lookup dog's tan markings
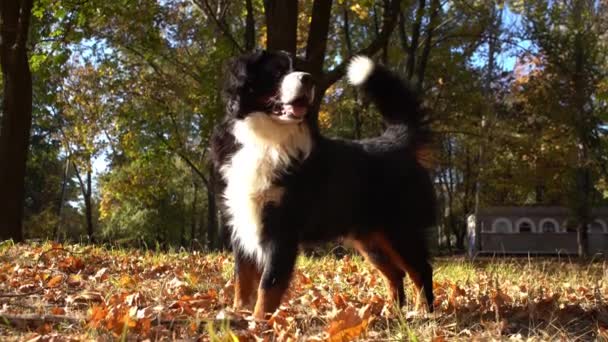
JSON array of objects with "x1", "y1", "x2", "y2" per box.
[
  {"x1": 371, "y1": 232, "x2": 428, "y2": 311},
  {"x1": 415, "y1": 144, "x2": 436, "y2": 170},
  {"x1": 352, "y1": 236, "x2": 405, "y2": 304},
  {"x1": 233, "y1": 260, "x2": 262, "y2": 310},
  {"x1": 253, "y1": 285, "x2": 285, "y2": 320}
]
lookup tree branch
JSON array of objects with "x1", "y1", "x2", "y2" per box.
[
  {"x1": 16, "y1": 0, "x2": 33, "y2": 51},
  {"x1": 305, "y1": 0, "x2": 333, "y2": 77},
  {"x1": 406, "y1": 0, "x2": 426, "y2": 80},
  {"x1": 154, "y1": 131, "x2": 210, "y2": 188},
  {"x1": 192, "y1": 0, "x2": 244, "y2": 53},
  {"x1": 322, "y1": 0, "x2": 401, "y2": 89}
]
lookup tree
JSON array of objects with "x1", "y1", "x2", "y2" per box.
[
  {"x1": 523, "y1": 0, "x2": 608, "y2": 257},
  {"x1": 0, "y1": 0, "x2": 34, "y2": 242},
  {"x1": 57, "y1": 63, "x2": 116, "y2": 242}
]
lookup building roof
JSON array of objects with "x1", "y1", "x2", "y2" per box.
[{"x1": 478, "y1": 206, "x2": 608, "y2": 216}]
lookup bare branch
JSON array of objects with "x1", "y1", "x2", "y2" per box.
[
  {"x1": 191, "y1": 0, "x2": 244, "y2": 53},
  {"x1": 322, "y1": 0, "x2": 401, "y2": 89}
]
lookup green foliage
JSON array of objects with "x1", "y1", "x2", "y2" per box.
[{"x1": 18, "y1": 0, "x2": 608, "y2": 251}]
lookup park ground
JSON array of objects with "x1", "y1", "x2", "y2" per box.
[{"x1": 0, "y1": 242, "x2": 607, "y2": 341}]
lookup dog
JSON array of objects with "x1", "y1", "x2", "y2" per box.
[{"x1": 210, "y1": 50, "x2": 436, "y2": 320}]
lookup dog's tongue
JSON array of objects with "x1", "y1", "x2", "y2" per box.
[{"x1": 283, "y1": 104, "x2": 307, "y2": 118}]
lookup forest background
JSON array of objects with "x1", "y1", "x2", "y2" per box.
[{"x1": 1, "y1": 0, "x2": 607, "y2": 256}]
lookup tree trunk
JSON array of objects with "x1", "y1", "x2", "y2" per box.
[
  {"x1": 306, "y1": 0, "x2": 332, "y2": 77},
  {"x1": 473, "y1": 5, "x2": 500, "y2": 254},
  {"x1": 416, "y1": 0, "x2": 440, "y2": 92},
  {"x1": 244, "y1": 0, "x2": 255, "y2": 51},
  {"x1": 342, "y1": 1, "x2": 364, "y2": 139},
  {"x1": 0, "y1": 0, "x2": 34, "y2": 243},
  {"x1": 207, "y1": 168, "x2": 218, "y2": 250},
  {"x1": 263, "y1": 0, "x2": 298, "y2": 54},
  {"x1": 54, "y1": 158, "x2": 70, "y2": 241},
  {"x1": 455, "y1": 222, "x2": 465, "y2": 250},
  {"x1": 84, "y1": 170, "x2": 94, "y2": 243},
  {"x1": 406, "y1": 0, "x2": 426, "y2": 81},
  {"x1": 73, "y1": 162, "x2": 94, "y2": 243},
  {"x1": 190, "y1": 181, "x2": 198, "y2": 244},
  {"x1": 572, "y1": 0, "x2": 590, "y2": 258}
]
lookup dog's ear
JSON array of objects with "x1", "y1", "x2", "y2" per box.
[
  {"x1": 222, "y1": 55, "x2": 249, "y2": 117},
  {"x1": 222, "y1": 50, "x2": 270, "y2": 117}
]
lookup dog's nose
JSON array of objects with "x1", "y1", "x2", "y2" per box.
[{"x1": 298, "y1": 73, "x2": 313, "y2": 87}]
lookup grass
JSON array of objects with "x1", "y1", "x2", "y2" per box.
[{"x1": 0, "y1": 242, "x2": 607, "y2": 340}]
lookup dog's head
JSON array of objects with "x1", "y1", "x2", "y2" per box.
[{"x1": 223, "y1": 50, "x2": 315, "y2": 124}]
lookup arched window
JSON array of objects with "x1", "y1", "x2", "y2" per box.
[
  {"x1": 588, "y1": 220, "x2": 608, "y2": 234},
  {"x1": 515, "y1": 218, "x2": 535, "y2": 233},
  {"x1": 539, "y1": 218, "x2": 559, "y2": 233},
  {"x1": 492, "y1": 218, "x2": 512, "y2": 233}
]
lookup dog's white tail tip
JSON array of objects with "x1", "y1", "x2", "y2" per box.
[{"x1": 347, "y1": 56, "x2": 375, "y2": 86}]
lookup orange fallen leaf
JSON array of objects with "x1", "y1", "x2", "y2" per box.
[
  {"x1": 47, "y1": 275, "x2": 63, "y2": 288},
  {"x1": 88, "y1": 305, "x2": 108, "y2": 328},
  {"x1": 326, "y1": 305, "x2": 371, "y2": 342},
  {"x1": 36, "y1": 323, "x2": 52, "y2": 335},
  {"x1": 59, "y1": 256, "x2": 84, "y2": 272},
  {"x1": 51, "y1": 307, "x2": 66, "y2": 315}
]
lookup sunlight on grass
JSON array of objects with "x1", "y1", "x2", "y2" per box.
[{"x1": 0, "y1": 243, "x2": 606, "y2": 340}]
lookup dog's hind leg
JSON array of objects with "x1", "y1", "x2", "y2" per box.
[
  {"x1": 352, "y1": 235, "x2": 405, "y2": 306},
  {"x1": 369, "y1": 232, "x2": 434, "y2": 312},
  {"x1": 401, "y1": 258, "x2": 434, "y2": 312},
  {"x1": 233, "y1": 251, "x2": 262, "y2": 310}
]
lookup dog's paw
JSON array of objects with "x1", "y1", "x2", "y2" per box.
[{"x1": 347, "y1": 55, "x2": 374, "y2": 86}]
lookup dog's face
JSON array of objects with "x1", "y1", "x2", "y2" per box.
[{"x1": 223, "y1": 50, "x2": 315, "y2": 124}]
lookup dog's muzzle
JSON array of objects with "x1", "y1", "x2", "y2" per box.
[{"x1": 277, "y1": 72, "x2": 315, "y2": 122}]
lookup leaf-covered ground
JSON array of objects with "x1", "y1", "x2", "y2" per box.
[{"x1": 0, "y1": 242, "x2": 607, "y2": 341}]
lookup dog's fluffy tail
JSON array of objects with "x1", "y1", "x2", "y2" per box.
[{"x1": 347, "y1": 56, "x2": 432, "y2": 167}]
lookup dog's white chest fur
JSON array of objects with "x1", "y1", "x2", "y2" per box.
[{"x1": 220, "y1": 113, "x2": 312, "y2": 265}]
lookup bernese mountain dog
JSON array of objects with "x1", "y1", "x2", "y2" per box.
[{"x1": 211, "y1": 50, "x2": 436, "y2": 320}]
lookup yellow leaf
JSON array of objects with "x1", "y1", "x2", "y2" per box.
[{"x1": 119, "y1": 274, "x2": 136, "y2": 288}]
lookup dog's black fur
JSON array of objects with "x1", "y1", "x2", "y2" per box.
[{"x1": 210, "y1": 50, "x2": 436, "y2": 319}]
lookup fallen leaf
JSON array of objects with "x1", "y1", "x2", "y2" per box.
[
  {"x1": 51, "y1": 307, "x2": 66, "y2": 315},
  {"x1": 326, "y1": 305, "x2": 371, "y2": 342},
  {"x1": 47, "y1": 275, "x2": 63, "y2": 288}
]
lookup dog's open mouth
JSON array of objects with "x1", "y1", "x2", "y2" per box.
[{"x1": 280, "y1": 96, "x2": 309, "y2": 119}]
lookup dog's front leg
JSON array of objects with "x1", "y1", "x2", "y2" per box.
[
  {"x1": 233, "y1": 250, "x2": 262, "y2": 310},
  {"x1": 253, "y1": 239, "x2": 297, "y2": 320}
]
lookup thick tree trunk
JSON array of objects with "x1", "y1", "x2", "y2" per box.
[
  {"x1": 263, "y1": 0, "x2": 297, "y2": 54},
  {"x1": 306, "y1": 0, "x2": 332, "y2": 77},
  {"x1": 0, "y1": 0, "x2": 34, "y2": 243},
  {"x1": 244, "y1": 0, "x2": 255, "y2": 51}
]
